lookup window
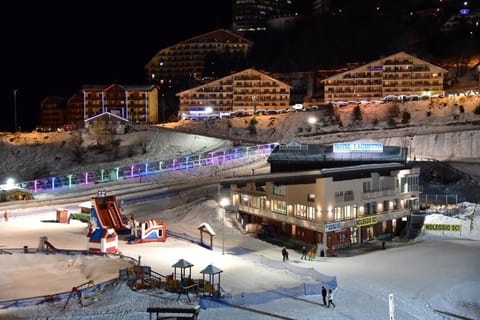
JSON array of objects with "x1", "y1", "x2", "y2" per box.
[
  {"x1": 294, "y1": 205, "x2": 315, "y2": 221},
  {"x1": 255, "y1": 183, "x2": 266, "y2": 192},
  {"x1": 363, "y1": 182, "x2": 371, "y2": 192},
  {"x1": 344, "y1": 190, "x2": 354, "y2": 201},
  {"x1": 273, "y1": 184, "x2": 287, "y2": 196},
  {"x1": 400, "y1": 175, "x2": 419, "y2": 193},
  {"x1": 344, "y1": 206, "x2": 352, "y2": 220},
  {"x1": 272, "y1": 200, "x2": 287, "y2": 214},
  {"x1": 295, "y1": 204, "x2": 307, "y2": 219},
  {"x1": 364, "y1": 202, "x2": 377, "y2": 215},
  {"x1": 335, "y1": 191, "x2": 344, "y2": 202},
  {"x1": 336, "y1": 190, "x2": 354, "y2": 202},
  {"x1": 334, "y1": 207, "x2": 342, "y2": 221},
  {"x1": 307, "y1": 193, "x2": 315, "y2": 202},
  {"x1": 383, "y1": 200, "x2": 390, "y2": 212},
  {"x1": 240, "y1": 194, "x2": 249, "y2": 206}
]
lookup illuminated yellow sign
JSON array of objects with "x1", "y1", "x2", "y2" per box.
[
  {"x1": 424, "y1": 224, "x2": 462, "y2": 232},
  {"x1": 356, "y1": 216, "x2": 377, "y2": 227}
]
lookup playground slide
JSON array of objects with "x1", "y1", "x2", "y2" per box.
[
  {"x1": 44, "y1": 240, "x2": 57, "y2": 250},
  {"x1": 91, "y1": 196, "x2": 129, "y2": 233}
]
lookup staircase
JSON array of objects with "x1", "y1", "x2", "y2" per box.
[{"x1": 402, "y1": 213, "x2": 426, "y2": 240}]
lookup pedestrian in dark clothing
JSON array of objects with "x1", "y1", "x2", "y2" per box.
[
  {"x1": 301, "y1": 246, "x2": 307, "y2": 260},
  {"x1": 282, "y1": 247, "x2": 289, "y2": 261},
  {"x1": 327, "y1": 289, "x2": 336, "y2": 308},
  {"x1": 321, "y1": 286, "x2": 327, "y2": 305}
]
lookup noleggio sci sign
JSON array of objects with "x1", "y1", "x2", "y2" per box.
[{"x1": 424, "y1": 224, "x2": 462, "y2": 232}]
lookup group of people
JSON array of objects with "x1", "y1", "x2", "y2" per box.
[
  {"x1": 281, "y1": 246, "x2": 336, "y2": 308},
  {"x1": 301, "y1": 245, "x2": 317, "y2": 261},
  {"x1": 322, "y1": 286, "x2": 336, "y2": 308},
  {"x1": 282, "y1": 244, "x2": 321, "y2": 262}
]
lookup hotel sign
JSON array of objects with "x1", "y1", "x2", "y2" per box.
[
  {"x1": 325, "y1": 222, "x2": 343, "y2": 232},
  {"x1": 333, "y1": 142, "x2": 383, "y2": 153},
  {"x1": 356, "y1": 216, "x2": 378, "y2": 227}
]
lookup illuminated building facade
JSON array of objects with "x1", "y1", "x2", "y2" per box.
[
  {"x1": 224, "y1": 139, "x2": 420, "y2": 252},
  {"x1": 65, "y1": 93, "x2": 84, "y2": 129},
  {"x1": 323, "y1": 52, "x2": 447, "y2": 102},
  {"x1": 81, "y1": 84, "x2": 159, "y2": 124},
  {"x1": 145, "y1": 29, "x2": 252, "y2": 87},
  {"x1": 232, "y1": 0, "x2": 295, "y2": 33},
  {"x1": 39, "y1": 96, "x2": 67, "y2": 131},
  {"x1": 176, "y1": 68, "x2": 291, "y2": 119}
]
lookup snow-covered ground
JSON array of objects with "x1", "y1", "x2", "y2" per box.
[{"x1": 0, "y1": 195, "x2": 479, "y2": 320}]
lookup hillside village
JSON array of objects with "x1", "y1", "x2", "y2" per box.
[{"x1": 1, "y1": 92, "x2": 479, "y2": 203}]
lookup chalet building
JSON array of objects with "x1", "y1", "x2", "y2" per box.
[
  {"x1": 176, "y1": 68, "x2": 291, "y2": 119},
  {"x1": 81, "y1": 84, "x2": 159, "y2": 124},
  {"x1": 84, "y1": 112, "x2": 129, "y2": 135},
  {"x1": 145, "y1": 29, "x2": 252, "y2": 87},
  {"x1": 39, "y1": 96, "x2": 67, "y2": 131},
  {"x1": 222, "y1": 139, "x2": 420, "y2": 253},
  {"x1": 323, "y1": 52, "x2": 447, "y2": 102}
]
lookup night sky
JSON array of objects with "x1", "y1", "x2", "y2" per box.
[{"x1": 1, "y1": 1, "x2": 231, "y2": 132}]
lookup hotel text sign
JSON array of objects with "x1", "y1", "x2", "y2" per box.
[
  {"x1": 325, "y1": 222, "x2": 343, "y2": 232},
  {"x1": 333, "y1": 142, "x2": 383, "y2": 153}
]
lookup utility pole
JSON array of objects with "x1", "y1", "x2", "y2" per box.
[{"x1": 13, "y1": 89, "x2": 18, "y2": 132}]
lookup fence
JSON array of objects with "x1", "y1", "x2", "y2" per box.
[
  {"x1": 16, "y1": 143, "x2": 278, "y2": 195},
  {"x1": 420, "y1": 193, "x2": 464, "y2": 206}
]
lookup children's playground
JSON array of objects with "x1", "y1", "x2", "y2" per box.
[{"x1": 0, "y1": 195, "x2": 342, "y2": 320}]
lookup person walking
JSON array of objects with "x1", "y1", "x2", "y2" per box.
[
  {"x1": 282, "y1": 247, "x2": 289, "y2": 261},
  {"x1": 321, "y1": 286, "x2": 327, "y2": 306},
  {"x1": 327, "y1": 289, "x2": 336, "y2": 308},
  {"x1": 301, "y1": 246, "x2": 307, "y2": 260}
]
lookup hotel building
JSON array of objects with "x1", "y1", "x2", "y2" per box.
[
  {"x1": 176, "y1": 68, "x2": 291, "y2": 118},
  {"x1": 145, "y1": 29, "x2": 252, "y2": 87},
  {"x1": 223, "y1": 139, "x2": 420, "y2": 253},
  {"x1": 80, "y1": 84, "x2": 160, "y2": 124},
  {"x1": 323, "y1": 51, "x2": 447, "y2": 102}
]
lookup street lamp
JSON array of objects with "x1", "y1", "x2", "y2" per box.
[
  {"x1": 308, "y1": 116, "x2": 317, "y2": 125},
  {"x1": 308, "y1": 116, "x2": 317, "y2": 133},
  {"x1": 13, "y1": 89, "x2": 18, "y2": 132},
  {"x1": 220, "y1": 197, "x2": 229, "y2": 255}
]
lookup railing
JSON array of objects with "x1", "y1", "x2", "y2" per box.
[{"x1": 16, "y1": 143, "x2": 278, "y2": 195}]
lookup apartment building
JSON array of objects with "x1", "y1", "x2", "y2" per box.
[
  {"x1": 65, "y1": 93, "x2": 84, "y2": 129},
  {"x1": 145, "y1": 29, "x2": 252, "y2": 87},
  {"x1": 323, "y1": 51, "x2": 447, "y2": 102},
  {"x1": 232, "y1": 0, "x2": 295, "y2": 33},
  {"x1": 223, "y1": 139, "x2": 420, "y2": 252},
  {"x1": 38, "y1": 96, "x2": 66, "y2": 131},
  {"x1": 80, "y1": 84, "x2": 159, "y2": 124},
  {"x1": 176, "y1": 68, "x2": 291, "y2": 119}
]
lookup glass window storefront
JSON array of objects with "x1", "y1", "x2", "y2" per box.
[{"x1": 272, "y1": 199, "x2": 287, "y2": 214}]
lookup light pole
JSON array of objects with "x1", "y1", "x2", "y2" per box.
[
  {"x1": 13, "y1": 89, "x2": 18, "y2": 132},
  {"x1": 220, "y1": 198, "x2": 228, "y2": 255}
]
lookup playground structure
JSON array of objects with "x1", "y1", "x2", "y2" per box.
[
  {"x1": 119, "y1": 258, "x2": 224, "y2": 301},
  {"x1": 119, "y1": 265, "x2": 166, "y2": 290},
  {"x1": 64, "y1": 280, "x2": 102, "y2": 309},
  {"x1": 86, "y1": 192, "x2": 127, "y2": 253},
  {"x1": 126, "y1": 218, "x2": 167, "y2": 244},
  {"x1": 89, "y1": 193, "x2": 130, "y2": 234},
  {"x1": 87, "y1": 227, "x2": 119, "y2": 253}
]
